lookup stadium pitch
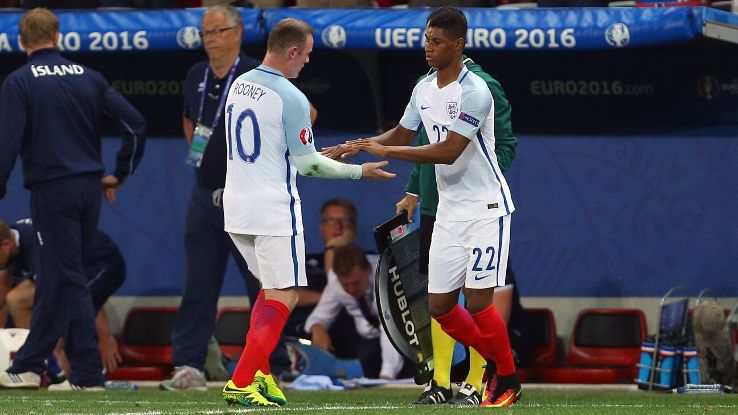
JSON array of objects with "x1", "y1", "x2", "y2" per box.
[{"x1": 1, "y1": 386, "x2": 736, "y2": 415}]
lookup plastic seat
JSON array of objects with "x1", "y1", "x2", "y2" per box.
[
  {"x1": 526, "y1": 307, "x2": 558, "y2": 367},
  {"x1": 567, "y1": 308, "x2": 647, "y2": 368},
  {"x1": 118, "y1": 306, "x2": 178, "y2": 365},
  {"x1": 214, "y1": 307, "x2": 251, "y2": 359}
]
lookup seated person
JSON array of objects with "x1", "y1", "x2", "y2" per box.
[
  {"x1": 0, "y1": 218, "x2": 126, "y2": 381},
  {"x1": 305, "y1": 243, "x2": 404, "y2": 379},
  {"x1": 285, "y1": 198, "x2": 360, "y2": 359}
]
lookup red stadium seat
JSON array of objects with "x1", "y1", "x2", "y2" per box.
[
  {"x1": 526, "y1": 307, "x2": 558, "y2": 367},
  {"x1": 567, "y1": 308, "x2": 647, "y2": 368},
  {"x1": 118, "y1": 306, "x2": 178, "y2": 367},
  {"x1": 214, "y1": 307, "x2": 251, "y2": 359},
  {"x1": 109, "y1": 306, "x2": 179, "y2": 381},
  {"x1": 557, "y1": 308, "x2": 647, "y2": 383},
  {"x1": 515, "y1": 308, "x2": 559, "y2": 383}
]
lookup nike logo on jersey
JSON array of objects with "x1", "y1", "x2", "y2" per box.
[
  {"x1": 420, "y1": 105, "x2": 430, "y2": 110},
  {"x1": 474, "y1": 274, "x2": 491, "y2": 281}
]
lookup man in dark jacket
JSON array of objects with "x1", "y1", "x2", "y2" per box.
[{"x1": 0, "y1": 8, "x2": 145, "y2": 390}]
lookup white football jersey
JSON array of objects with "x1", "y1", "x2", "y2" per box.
[
  {"x1": 399, "y1": 68, "x2": 515, "y2": 221},
  {"x1": 223, "y1": 65, "x2": 316, "y2": 236}
]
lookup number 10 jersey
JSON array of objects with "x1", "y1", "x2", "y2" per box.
[{"x1": 223, "y1": 64, "x2": 316, "y2": 236}]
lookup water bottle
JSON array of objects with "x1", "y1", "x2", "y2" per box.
[{"x1": 104, "y1": 380, "x2": 139, "y2": 391}]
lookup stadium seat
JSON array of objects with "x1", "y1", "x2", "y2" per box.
[
  {"x1": 214, "y1": 307, "x2": 251, "y2": 359},
  {"x1": 108, "y1": 306, "x2": 179, "y2": 381},
  {"x1": 546, "y1": 308, "x2": 648, "y2": 383},
  {"x1": 118, "y1": 306, "x2": 178, "y2": 366},
  {"x1": 526, "y1": 307, "x2": 558, "y2": 367},
  {"x1": 517, "y1": 307, "x2": 558, "y2": 383},
  {"x1": 567, "y1": 308, "x2": 647, "y2": 367}
]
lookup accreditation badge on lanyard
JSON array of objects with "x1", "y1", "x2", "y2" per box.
[{"x1": 186, "y1": 57, "x2": 240, "y2": 167}]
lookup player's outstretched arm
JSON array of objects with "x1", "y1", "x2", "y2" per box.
[
  {"x1": 292, "y1": 152, "x2": 394, "y2": 180},
  {"x1": 361, "y1": 160, "x2": 396, "y2": 180},
  {"x1": 322, "y1": 125, "x2": 416, "y2": 160},
  {"x1": 349, "y1": 130, "x2": 470, "y2": 165}
]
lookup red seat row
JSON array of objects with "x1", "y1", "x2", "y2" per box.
[{"x1": 108, "y1": 306, "x2": 252, "y2": 381}]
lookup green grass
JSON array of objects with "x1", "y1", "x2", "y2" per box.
[{"x1": 0, "y1": 387, "x2": 736, "y2": 415}]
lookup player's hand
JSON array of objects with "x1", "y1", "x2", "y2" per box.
[
  {"x1": 396, "y1": 194, "x2": 419, "y2": 222},
  {"x1": 101, "y1": 175, "x2": 121, "y2": 203},
  {"x1": 98, "y1": 333, "x2": 122, "y2": 374},
  {"x1": 347, "y1": 139, "x2": 388, "y2": 158},
  {"x1": 322, "y1": 144, "x2": 358, "y2": 160},
  {"x1": 311, "y1": 325, "x2": 334, "y2": 352},
  {"x1": 361, "y1": 160, "x2": 395, "y2": 180}
]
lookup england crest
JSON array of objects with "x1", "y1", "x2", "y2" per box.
[{"x1": 446, "y1": 101, "x2": 459, "y2": 119}]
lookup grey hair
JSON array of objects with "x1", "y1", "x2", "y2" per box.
[{"x1": 204, "y1": 4, "x2": 243, "y2": 29}]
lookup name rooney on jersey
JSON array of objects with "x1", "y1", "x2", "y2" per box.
[
  {"x1": 230, "y1": 82, "x2": 267, "y2": 101},
  {"x1": 30, "y1": 64, "x2": 85, "y2": 78}
]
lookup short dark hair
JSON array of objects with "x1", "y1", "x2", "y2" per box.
[
  {"x1": 426, "y1": 6, "x2": 467, "y2": 41},
  {"x1": 267, "y1": 18, "x2": 313, "y2": 53},
  {"x1": 333, "y1": 243, "x2": 370, "y2": 277},
  {"x1": 19, "y1": 8, "x2": 59, "y2": 49},
  {"x1": 320, "y1": 198, "x2": 357, "y2": 222}
]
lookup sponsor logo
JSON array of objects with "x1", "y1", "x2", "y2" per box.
[
  {"x1": 322, "y1": 25, "x2": 347, "y2": 48},
  {"x1": 299, "y1": 126, "x2": 313, "y2": 146},
  {"x1": 420, "y1": 105, "x2": 430, "y2": 110},
  {"x1": 458, "y1": 112, "x2": 480, "y2": 127},
  {"x1": 446, "y1": 101, "x2": 459, "y2": 119},
  {"x1": 389, "y1": 266, "x2": 419, "y2": 346},
  {"x1": 605, "y1": 23, "x2": 630, "y2": 48},
  {"x1": 389, "y1": 225, "x2": 405, "y2": 240},
  {"x1": 474, "y1": 274, "x2": 491, "y2": 281},
  {"x1": 176, "y1": 26, "x2": 202, "y2": 50}
]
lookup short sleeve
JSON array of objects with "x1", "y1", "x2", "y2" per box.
[
  {"x1": 282, "y1": 90, "x2": 316, "y2": 157},
  {"x1": 399, "y1": 82, "x2": 422, "y2": 131},
  {"x1": 449, "y1": 85, "x2": 493, "y2": 140}
]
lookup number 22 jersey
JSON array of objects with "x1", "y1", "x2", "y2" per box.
[{"x1": 399, "y1": 67, "x2": 515, "y2": 222}]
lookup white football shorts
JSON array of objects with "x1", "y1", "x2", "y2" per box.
[
  {"x1": 229, "y1": 232, "x2": 307, "y2": 289},
  {"x1": 427, "y1": 215, "x2": 511, "y2": 293}
]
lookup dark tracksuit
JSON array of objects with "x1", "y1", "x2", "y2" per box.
[
  {"x1": 9, "y1": 219, "x2": 126, "y2": 344},
  {"x1": 172, "y1": 54, "x2": 266, "y2": 372},
  {"x1": 0, "y1": 48, "x2": 145, "y2": 387}
]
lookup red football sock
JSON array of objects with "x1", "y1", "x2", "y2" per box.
[
  {"x1": 434, "y1": 304, "x2": 486, "y2": 353},
  {"x1": 471, "y1": 304, "x2": 516, "y2": 376},
  {"x1": 249, "y1": 290, "x2": 271, "y2": 375},
  {"x1": 232, "y1": 299, "x2": 289, "y2": 387}
]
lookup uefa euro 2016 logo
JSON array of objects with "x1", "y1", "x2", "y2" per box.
[
  {"x1": 177, "y1": 26, "x2": 202, "y2": 50},
  {"x1": 605, "y1": 23, "x2": 630, "y2": 48},
  {"x1": 322, "y1": 25, "x2": 347, "y2": 49}
]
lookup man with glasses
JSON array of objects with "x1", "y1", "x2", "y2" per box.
[
  {"x1": 284, "y1": 198, "x2": 362, "y2": 358},
  {"x1": 161, "y1": 4, "x2": 263, "y2": 392}
]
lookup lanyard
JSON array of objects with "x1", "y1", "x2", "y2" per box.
[{"x1": 196, "y1": 56, "x2": 240, "y2": 128}]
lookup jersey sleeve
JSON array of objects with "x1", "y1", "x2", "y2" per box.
[
  {"x1": 282, "y1": 89, "x2": 316, "y2": 157},
  {"x1": 399, "y1": 82, "x2": 422, "y2": 131},
  {"x1": 449, "y1": 85, "x2": 493, "y2": 140}
]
